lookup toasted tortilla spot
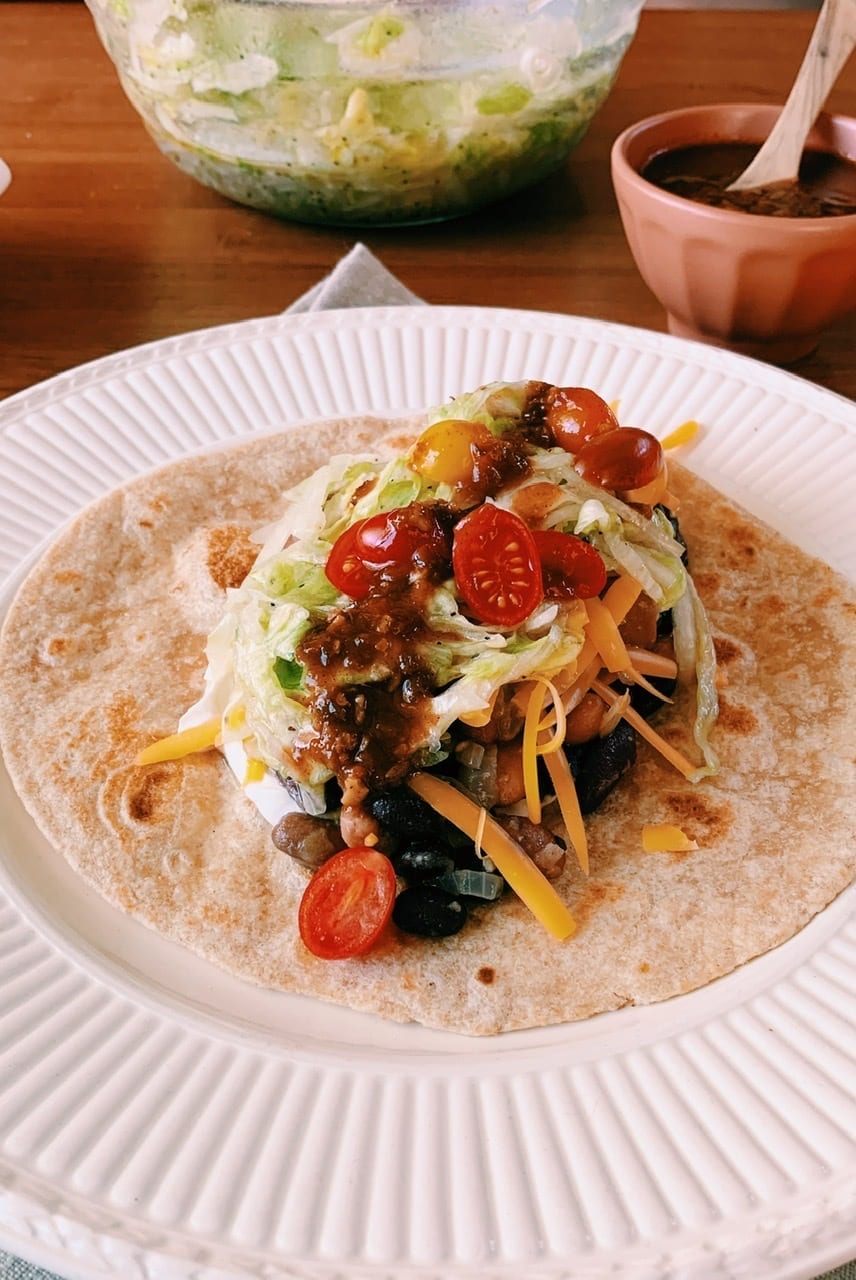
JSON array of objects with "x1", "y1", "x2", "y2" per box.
[
  {"x1": 714, "y1": 636, "x2": 742, "y2": 665},
  {"x1": 665, "y1": 792, "x2": 733, "y2": 841},
  {"x1": 106, "y1": 694, "x2": 142, "y2": 752},
  {"x1": 692, "y1": 571, "x2": 721, "y2": 597},
  {"x1": 760, "y1": 593, "x2": 788, "y2": 617},
  {"x1": 717, "y1": 697, "x2": 759, "y2": 735},
  {"x1": 126, "y1": 766, "x2": 177, "y2": 824},
  {"x1": 53, "y1": 570, "x2": 82, "y2": 586},
  {"x1": 638, "y1": 961, "x2": 651, "y2": 974},
  {"x1": 139, "y1": 518, "x2": 154, "y2": 528},
  {"x1": 725, "y1": 522, "x2": 759, "y2": 562},
  {"x1": 477, "y1": 966, "x2": 496, "y2": 985},
  {"x1": 206, "y1": 524, "x2": 257, "y2": 591},
  {"x1": 574, "y1": 881, "x2": 624, "y2": 930}
]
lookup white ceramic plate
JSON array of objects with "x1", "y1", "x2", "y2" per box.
[{"x1": 0, "y1": 306, "x2": 854, "y2": 1280}]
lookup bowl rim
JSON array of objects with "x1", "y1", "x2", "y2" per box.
[{"x1": 609, "y1": 102, "x2": 856, "y2": 226}]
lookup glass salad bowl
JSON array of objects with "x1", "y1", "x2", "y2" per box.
[{"x1": 83, "y1": 0, "x2": 644, "y2": 226}]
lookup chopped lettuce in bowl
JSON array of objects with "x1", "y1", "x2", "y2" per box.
[{"x1": 83, "y1": 0, "x2": 644, "y2": 225}]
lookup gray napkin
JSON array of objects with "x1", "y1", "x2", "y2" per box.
[
  {"x1": 287, "y1": 241, "x2": 425, "y2": 311},
  {"x1": 1, "y1": 244, "x2": 852, "y2": 1280}
]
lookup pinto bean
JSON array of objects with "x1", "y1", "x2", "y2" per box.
[
  {"x1": 339, "y1": 803, "x2": 383, "y2": 848},
  {"x1": 564, "y1": 691, "x2": 605, "y2": 745},
  {"x1": 496, "y1": 815, "x2": 567, "y2": 880},
  {"x1": 495, "y1": 740, "x2": 526, "y2": 806},
  {"x1": 465, "y1": 686, "x2": 525, "y2": 745},
  {"x1": 271, "y1": 812, "x2": 346, "y2": 869},
  {"x1": 618, "y1": 593, "x2": 660, "y2": 649}
]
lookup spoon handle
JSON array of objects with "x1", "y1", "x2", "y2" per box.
[{"x1": 727, "y1": 0, "x2": 856, "y2": 191}]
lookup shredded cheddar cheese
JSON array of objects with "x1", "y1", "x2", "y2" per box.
[
  {"x1": 243, "y1": 757, "x2": 267, "y2": 785},
  {"x1": 592, "y1": 679, "x2": 697, "y2": 779},
  {"x1": 543, "y1": 747, "x2": 589, "y2": 876},
  {"x1": 474, "y1": 805, "x2": 487, "y2": 861},
  {"x1": 523, "y1": 681, "x2": 549, "y2": 823},
  {"x1": 459, "y1": 689, "x2": 498, "y2": 728},
  {"x1": 625, "y1": 648, "x2": 678, "y2": 679},
  {"x1": 135, "y1": 717, "x2": 221, "y2": 766},
  {"x1": 641, "y1": 823, "x2": 699, "y2": 853},
  {"x1": 408, "y1": 773, "x2": 576, "y2": 940},
  {"x1": 623, "y1": 467, "x2": 669, "y2": 507},
  {"x1": 661, "y1": 419, "x2": 700, "y2": 450},
  {"x1": 603, "y1": 573, "x2": 643, "y2": 622},
  {"x1": 585, "y1": 596, "x2": 633, "y2": 673}
]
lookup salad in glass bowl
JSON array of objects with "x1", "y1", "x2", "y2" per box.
[{"x1": 83, "y1": 0, "x2": 644, "y2": 225}]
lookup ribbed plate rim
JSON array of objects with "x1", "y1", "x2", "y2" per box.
[{"x1": 0, "y1": 305, "x2": 854, "y2": 1280}]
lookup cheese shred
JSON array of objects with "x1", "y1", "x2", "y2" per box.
[
  {"x1": 661, "y1": 419, "x2": 700, "y2": 450},
  {"x1": 408, "y1": 773, "x2": 576, "y2": 940},
  {"x1": 592, "y1": 679, "x2": 697, "y2": 779},
  {"x1": 523, "y1": 680, "x2": 549, "y2": 823},
  {"x1": 135, "y1": 717, "x2": 221, "y2": 766},
  {"x1": 543, "y1": 747, "x2": 589, "y2": 876}
]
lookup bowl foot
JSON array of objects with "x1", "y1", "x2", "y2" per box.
[{"x1": 665, "y1": 316, "x2": 819, "y2": 366}]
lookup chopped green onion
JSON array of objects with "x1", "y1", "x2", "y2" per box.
[
  {"x1": 274, "y1": 656, "x2": 304, "y2": 690},
  {"x1": 437, "y1": 869, "x2": 504, "y2": 900}
]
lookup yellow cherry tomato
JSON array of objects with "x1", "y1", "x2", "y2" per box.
[{"x1": 410, "y1": 418, "x2": 494, "y2": 488}]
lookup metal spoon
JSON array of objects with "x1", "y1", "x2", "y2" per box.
[{"x1": 727, "y1": 0, "x2": 856, "y2": 192}]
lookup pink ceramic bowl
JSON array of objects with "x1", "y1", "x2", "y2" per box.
[{"x1": 610, "y1": 103, "x2": 856, "y2": 364}]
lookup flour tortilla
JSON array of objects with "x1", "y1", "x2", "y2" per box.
[{"x1": 0, "y1": 416, "x2": 854, "y2": 1035}]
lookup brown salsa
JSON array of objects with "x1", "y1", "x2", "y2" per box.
[
  {"x1": 642, "y1": 142, "x2": 856, "y2": 218},
  {"x1": 295, "y1": 579, "x2": 442, "y2": 795},
  {"x1": 291, "y1": 385, "x2": 558, "y2": 795}
]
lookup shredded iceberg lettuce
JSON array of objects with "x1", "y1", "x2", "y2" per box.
[{"x1": 194, "y1": 378, "x2": 718, "y2": 808}]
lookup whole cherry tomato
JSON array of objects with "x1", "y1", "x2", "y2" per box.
[
  {"x1": 298, "y1": 845, "x2": 397, "y2": 960},
  {"x1": 410, "y1": 419, "x2": 494, "y2": 488},
  {"x1": 532, "y1": 530, "x2": 607, "y2": 600},
  {"x1": 452, "y1": 504, "x2": 543, "y2": 628},
  {"x1": 544, "y1": 387, "x2": 619, "y2": 454},
  {"x1": 574, "y1": 427, "x2": 665, "y2": 493}
]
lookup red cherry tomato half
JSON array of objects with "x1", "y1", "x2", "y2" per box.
[
  {"x1": 354, "y1": 509, "x2": 416, "y2": 569},
  {"x1": 574, "y1": 427, "x2": 665, "y2": 493},
  {"x1": 452, "y1": 504, "x2": 543, "y2": 628},
  {"x1": 355, "y1": 506, "x2": 451, "y2": 572},
  {"x1": 325, "y1": 518, "x2": 374, "y2": 599},
  {"x1": 326, "y1": 506, "x2": 453, "y2": 598},
  {"x1": 544, "y1": 387, "x2": 619, "y2": 454},
  {"x1": 298, "y1": 846, "x2": 397, "y2": 960},
  {"x1": 533, "y1": 530, "x2": 607, "y2": 601}
]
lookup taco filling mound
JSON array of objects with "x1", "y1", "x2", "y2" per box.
[{"x1": 0, "y1": 381, "x2": 853, "y2": 1034}]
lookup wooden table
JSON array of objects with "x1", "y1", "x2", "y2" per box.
[{"x1": 0, "y1": 4, "x2": 854, "y2": 404}]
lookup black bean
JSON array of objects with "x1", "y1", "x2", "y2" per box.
[
  {"x1": 657, "y1": 608, "x2": 674, "y2": 639},
  {"x1": 366, "y1": 787, "x2": 452, "y2": 841},
  {"x1": 567, "y1": 721, "x2": 638, "y2": 815},
  {"x1": 655, "y1": 504, "x2": 688, "y2": 565},
  {"x1": 451, "y1": 841, "x2": 494, "y2": 874},
  {"x1": 617, "y1": 675, "x2": 678, "y2": 721},
  {"x1": 393, "y1": 886, "x2": 468, "y2": 938},
  {"x1": 395, "y1": 845, "x2": 456, "y2": 884}
]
